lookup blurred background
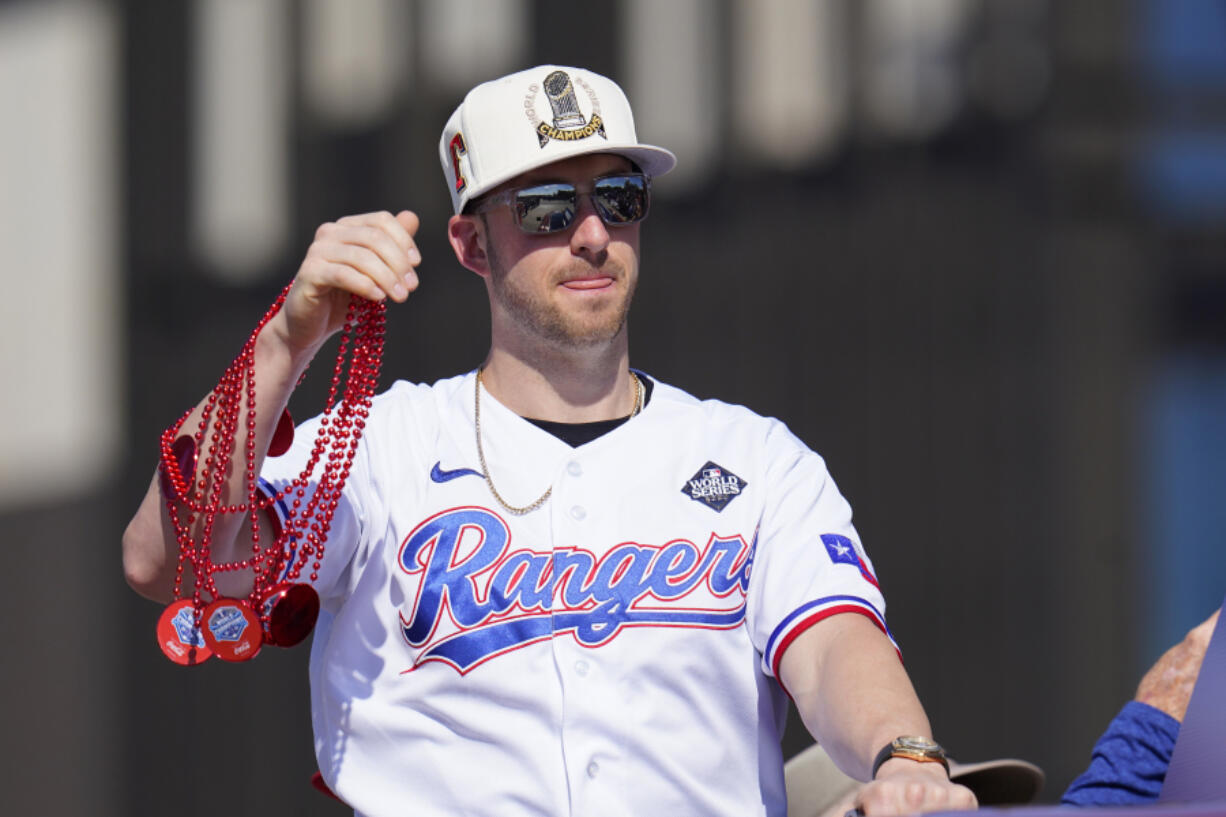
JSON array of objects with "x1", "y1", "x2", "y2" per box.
[{"x1": 2, "y1": 0, "x2": 1225, "y2": 813}]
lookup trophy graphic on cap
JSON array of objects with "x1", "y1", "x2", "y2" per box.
[
  {"x1": 544, "y1": 70, "x2": 586, "y2": 130},
  {"x1": 532, "y1": 70, "x2": 607, "y2": 147}
]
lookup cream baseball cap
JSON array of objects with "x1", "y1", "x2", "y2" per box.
[{"x1": 438, "y1": 65, "x2": 677, "y2": 215}]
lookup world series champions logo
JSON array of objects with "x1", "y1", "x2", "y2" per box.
[
  {"x1": 396, "y1": 507, "x2": 754, "y2": 674},
  {"x1": 524, "y1": 70, "x2": 608, "y2": 148}
]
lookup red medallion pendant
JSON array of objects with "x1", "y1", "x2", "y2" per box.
[
  {"x1": 260, "y1": 582, "x2": 320, "y2": 647},
  {"x1": 201, "y1": 598, "x2": 263, "y2": 662},
  {"x1": 156, "y1": 599, "x2": 213, "y2": 666},
  {"x1": 268, "y1": 408, "x2": 295, "y2": 457}
]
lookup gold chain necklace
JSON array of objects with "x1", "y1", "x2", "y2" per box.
[{"x1": 474, "y1": 369, "x2": 644, "y2": 516}]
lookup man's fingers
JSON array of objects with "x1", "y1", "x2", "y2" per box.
[
  {"x1": 301, "y1": 258, "x2": 388, "y2": 303},
  {"x1": 315, "y1": 243, "x2": 405, "y2": 301},
  {"x1": 396, "y1": 209, "x2": 420, "y2": 239},
  {"x1": 282, "y1": 210, "x2": 424, "y2": 350},
  {"x1": 333, "y1": 210, "x2": 421, "y2": 263},
  {"x1": 340, "y1": 223, "x2": 415, "y2": 275},
  {"x1": 309, "y1": 215, "x2": 423, "y2": 302},
  {"x1": 330, "y1": 235, "x2": 413, "y2": 297},
  {"x1": 390, "y1": 210, "x2": 423, "y2": 267},
  {"x1": 365, "y1": 209, "x2": 420, "y2": 262},
  {"x1": 855, "y1": 778, "x2": 976, "y2": 816},
  {"x1": 318, "y1": 220, "x2": 413, "y2": 271}
]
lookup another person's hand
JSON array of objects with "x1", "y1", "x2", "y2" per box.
[
  {"x1": 1135, "y1": 609, "x2": 1221, "y2": 721},
  {"x1": 277, "y1": 210, "x2": 421, "y2": 355},
  {"x1": 850, "y1": 759, "x2": 977, "y2": 816}
]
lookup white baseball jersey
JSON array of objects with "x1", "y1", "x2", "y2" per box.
[{"x1": 259, "y1": 370, "x2": 891, "y2": 817}]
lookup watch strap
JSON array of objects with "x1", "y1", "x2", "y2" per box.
[{"x1": 872, "y1": 738, "x2": 950, "y2": 779}]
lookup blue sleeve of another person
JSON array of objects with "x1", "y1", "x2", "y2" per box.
[{"x1": 1061, "y1": 701, "x2": 1180, "y2": 806}]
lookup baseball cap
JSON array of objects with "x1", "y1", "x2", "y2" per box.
[
  {"x1": 438, "y1": 65, "x2": 677, "y2": 215},
  {"x1": 784, "y1": 743, "x2": 1045, "y2": 817},
  {"x1": 948, "y1": 757, "x2": 1046, "y2": 805}
]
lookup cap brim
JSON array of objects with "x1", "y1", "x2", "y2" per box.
[{"x1": 950, "y1": 757, "x2": 1046, "y2": 805}]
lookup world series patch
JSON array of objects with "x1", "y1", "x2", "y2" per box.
[{"x1": 682, "y1": 461, "x2": 747, "y2": 512}]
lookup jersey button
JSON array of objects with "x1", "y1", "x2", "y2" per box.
[
  {"x1": 569, "y1": 505, "x2": 586, "y2": 521},
  {"x1": 574, "y1": 659, "x2": 590, "y2": 676},
  {"x1": 586, "y1": 761, "x2": 600, "y2": 779},
  {"x1": 567, "y1": 461, "x2": 582, "y2": 477}
]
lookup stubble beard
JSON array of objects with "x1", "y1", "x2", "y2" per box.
[{"x1": 487, "y1": 241, "x2": 637, "y2": 348}]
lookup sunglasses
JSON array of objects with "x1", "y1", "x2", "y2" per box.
[{"x1": 474, "y1": 173, "x2": 650, "y2": 234}]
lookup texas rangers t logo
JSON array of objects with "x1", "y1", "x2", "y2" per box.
[{"x1": 397, "y1": 506, "x2": 754, "y2": 673}]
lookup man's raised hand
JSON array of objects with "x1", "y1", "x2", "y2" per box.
[{"x1": 276, "y1": 210, "x2": 421, "y2": 355}]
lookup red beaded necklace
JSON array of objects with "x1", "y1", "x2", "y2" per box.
[{"x1": 155, "y1": 286, "x2": 385, "y2": 665}]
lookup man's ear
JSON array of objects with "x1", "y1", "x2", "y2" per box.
[{"x1": 448, "y1": 214, "x2": 490, "y2": 278}]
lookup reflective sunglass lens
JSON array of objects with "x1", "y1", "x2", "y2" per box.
[
  {"x1": 516, "y1": 184, "x2": 577, "y2": 233},
  {"x1": 592, "y1": 176, "x2": 649, "y2": 224},
  {"x1": 506, "y1": 174, "x2": 649, "y2": 233}
]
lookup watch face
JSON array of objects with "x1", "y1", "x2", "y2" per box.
[{"x1": 895, "y1": 736, "x2": 943, "y2": 754}]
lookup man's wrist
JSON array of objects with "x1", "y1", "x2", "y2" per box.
[
  {"x1": 262, "y1": 311, "x2": 322, "y2": 368},
  {"x1": 258, "y1": 312, "x2": 325, "y2": 392}
]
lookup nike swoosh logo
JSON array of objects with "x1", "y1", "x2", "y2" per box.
[{"x1": 430, "y1": 461, "x2": 484, "y2": 483}]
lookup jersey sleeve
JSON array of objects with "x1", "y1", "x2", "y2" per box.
[
  {"x1": 746, "y1": 421, "x2": 892, "y2": 680},
  {"x1": 257, "y1": 411, "x2": 373, "y2": 606},
  {"x1": 1061, "y1": 700, "x2": 1178, "y2": 806}
]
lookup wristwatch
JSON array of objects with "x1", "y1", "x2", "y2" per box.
[{"x1": 871, "y1": 736, "x2": 949, "y2": 778}]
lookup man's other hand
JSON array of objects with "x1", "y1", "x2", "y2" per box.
[
  {"x1": 851, "y1": 759, "x2": 977, "y2": 816},
  {"x1": 1136, "y1": 609, "x2": 1221, "y2": 721}
]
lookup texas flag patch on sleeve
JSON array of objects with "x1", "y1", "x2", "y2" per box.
[{"x1": 821, "y1": 533, "x2": 880, "y2": 589}]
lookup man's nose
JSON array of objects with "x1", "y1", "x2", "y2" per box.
[{"x1": 569, "y1": 195, "x2": 611, "y2": 256}]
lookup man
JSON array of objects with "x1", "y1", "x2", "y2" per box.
[
  {"x1": 124, "y1": 65, "x2": 975, "y2": 817},
  {"x1": 1063, "y1": 608, "x2": 1220, "y2": 805}
]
